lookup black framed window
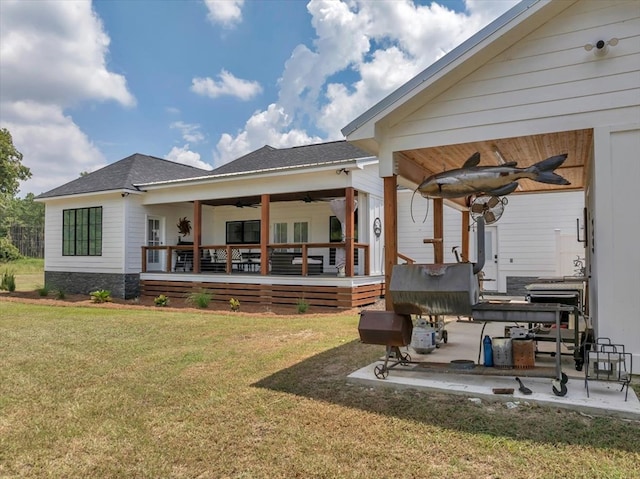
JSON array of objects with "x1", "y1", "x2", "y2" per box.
[
  {"x1": 62, "y1": 207, "x2": 102, "y2": 256},
  {"x1": 226, "y1": 220, "x2": 260, "y2": 244}
]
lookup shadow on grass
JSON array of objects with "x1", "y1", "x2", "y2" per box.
[{"x1": 253, "y1": 339, "x2": 640, "y2": 453}]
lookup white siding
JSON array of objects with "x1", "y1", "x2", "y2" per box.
[
  {"x1": 44, "y1": 194, "x2": 126, "y2": 274},
  {"x1": 397, "y1": 190, "x2": 585, "y2": 293},
  {"x1": 592, "y1": 125, "x2": 640, "y2": 362},
  {"x1": 390, "y1": 0, "x2": 640, "y2": 149}
]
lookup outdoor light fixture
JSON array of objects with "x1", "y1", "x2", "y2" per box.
[{"x1": 584, "y1": 37, "x2": 618, "y2": 57}]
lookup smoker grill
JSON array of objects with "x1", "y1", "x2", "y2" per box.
[
  {"x1": 382, "y1": 217, "x2": 572, "y2": 396},
  {"x1": 358, "y1": 311, "x2": 413, "y2": 379}
]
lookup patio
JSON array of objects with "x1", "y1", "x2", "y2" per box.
[{"x1": 348, "y1": 313, "x2": 640, "y2": 420}]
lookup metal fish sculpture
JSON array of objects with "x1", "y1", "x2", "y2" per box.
[{"x1": 418, "y1": 152, "x2": 570, "y2": 199}]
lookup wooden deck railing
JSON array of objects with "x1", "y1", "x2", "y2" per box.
[{"x1": 141, "y1": 242, "x2": 370, "y2": 276}]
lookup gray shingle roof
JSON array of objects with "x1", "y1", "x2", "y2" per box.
[
  {"x1": 209, "y1": 140, "x2": 373, "y2": 176},
  {"x1": 37, "y1": 153, "x2": 210, "y2": 199}
]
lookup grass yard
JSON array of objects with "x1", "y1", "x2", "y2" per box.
[
  {"x1": 1, "y1": 301, "x2": 639, "y2": 479},
  {"x1": 0, "y1": 258, "x2": 44, "y2": 291}
]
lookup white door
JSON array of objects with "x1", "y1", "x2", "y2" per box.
[
  {"x1": 147, "y1": 216, "x2": 165, "y2": 271},
  {"x1": 482, "y1": 226, "x2": 498, "y2": 291}
]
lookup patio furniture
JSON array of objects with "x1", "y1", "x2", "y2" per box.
[
  {"x1": 271, "y1": 252, "x2": 323, "y2": 275},
  {"x1": 584, "y1": 337, "x2": 633, "y2": 401}
]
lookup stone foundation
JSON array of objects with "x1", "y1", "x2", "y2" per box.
[{"x1": 45, "y1": 271, "x2": 140, "y2": 299}]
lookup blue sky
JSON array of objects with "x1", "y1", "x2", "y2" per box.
[{"x1": 0, "y1": 0, "x2": 518, "y2": 195}]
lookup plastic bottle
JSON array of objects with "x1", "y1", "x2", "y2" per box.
[{"x1": 483, "y1": 335, "x2": 493, "y2": 367}]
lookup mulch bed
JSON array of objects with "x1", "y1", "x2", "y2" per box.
[{"x1": 0, "y1": 290, "x2": 383, "y2": 318}]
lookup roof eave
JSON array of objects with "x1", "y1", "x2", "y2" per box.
[{"x1": 135, "y1": 156, "x2": 376, "y2": 189}]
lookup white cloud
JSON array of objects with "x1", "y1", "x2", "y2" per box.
[
  {"x1": 170, "y1": 121, "x2": 205, "y2": 144},
  {"x1": 1, "y1": 101, "x2": 106, "y2": 195},
  {"x1": 214, "y1": 0, "x2": 518, "y2": 165},
  {"x1": 214, "y1": 104, "x2": 322, "y2": 166},
  {"x1": 204, "y1": 0, "x2": 244, "y2": 28},
  {"x1": 192, "y1": 70, "x2": 262, "y2": 100},
  {"x1": 0, "y1": 0, "x2": 135, "y2": 196},
  {"x1": 166, "y1": 145, "x2": 213, "y2": 170}
]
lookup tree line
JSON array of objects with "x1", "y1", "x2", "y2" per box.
[{"x1": 0, "y1": 128, "x2": 44, "y2": 259}]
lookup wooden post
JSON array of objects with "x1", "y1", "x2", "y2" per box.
[
  {"x1": 193, "y1": 200, "x2": 201, "y2": 273},
  {"x1": 433, "y1": 198, "x2": 444, "y2": 263},
  {"x1": 383, "y1": 176, "x2": 398, "y2": 311},
  {"x1": 462, "y1": 210, "x2": 470, "y2": 262},
  {"x1": 345, "y1": 187, "x2": 355, "y2": 277},
  {"x1": 261, "y1": 194, "x2": 270, "y2": 275}
]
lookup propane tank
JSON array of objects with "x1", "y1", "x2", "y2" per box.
[
  {"x1": 411, "y1": 318, "x2": 436, "y2": 354},
  {"x1": 483, "y1": 335, "x2": 494, "y2": 367}
]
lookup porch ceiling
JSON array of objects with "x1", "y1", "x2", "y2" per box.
[
  {"x1": 395, "y1": 129, "x2": 591, "y2": 207},
  {"x1": 200, "y1": 188, "x2": 347, "y2": 207}
]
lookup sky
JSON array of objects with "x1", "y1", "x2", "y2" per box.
[{"x1": 0, "y1": 0, "x2": 519, "y2": 196}]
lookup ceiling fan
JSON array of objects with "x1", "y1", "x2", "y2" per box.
[
  {"x1": 234, "y1": 200, "x2": 258, "y2": 208},
  {"x1": 470, "y1": 195, "x2": 507, "y2": 225}
]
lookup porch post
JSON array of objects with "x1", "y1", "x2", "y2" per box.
[
  {"x1": 462, "y1": 210, "x2": 470, "y2": 262},
  {"x1": 383, "y1": 176, "x2": 397, "y2": 311},
  {"x1": 260, "y1": 194, "x2": 270, "y2": 275},
  {"x1": 193, "y1": 200, "x2": 202, "y2": 273},
  {"x1": 433, "y1": 198, "x2": 444, "y2": 263},
  {"x1": 345, "y1": 187, "x2": 355, "y2": 277}
]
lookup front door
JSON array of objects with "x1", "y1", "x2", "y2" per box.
[
  {"x1": 482, "y1": 226, "x2": 498, "y2": 291},
  {"x1": 147, "y1": 216, "x2": 165, "y2": 271}
]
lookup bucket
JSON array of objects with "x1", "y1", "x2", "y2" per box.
[
  {"x1": 492, "y1": 337, "x2": 513, "y2": 368},
  {"x1": 411, "y1": 320, "x2": 436, "y2": 354},
  {"x1": 512, "y1": 339, "x2": 535, "y2": 369}
]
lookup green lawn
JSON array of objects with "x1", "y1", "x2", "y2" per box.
[{"x1": 1, "y1": 301, "x2": 639, "y2": 478}]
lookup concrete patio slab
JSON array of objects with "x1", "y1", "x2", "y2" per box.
[{"x1": 348, "y1": 318, "x2": 640, "y2": 420}]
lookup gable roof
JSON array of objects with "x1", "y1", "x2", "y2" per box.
[
  {"x1": 37, "y1": 153, "x2": 210, "y2": 199},
  {"x1": 208, "y1": 140, "x2": 373, "y2": 176},
  {"x1": 341, "y1": 0, "x2": 555, "y2": 143}
]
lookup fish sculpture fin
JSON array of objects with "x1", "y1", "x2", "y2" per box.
[
  {"x1": 502, "y1": 161, "x2": 518, "y2": 167},
  {"x1": 528, "y1": 154, "x2": 571, "y2": 185},
  {"x1": 486, "y1": 182, "x2": 519, "y2": 196},
  {"x1": 462, "y1": 152, "x2": 481, "y2": 168}
]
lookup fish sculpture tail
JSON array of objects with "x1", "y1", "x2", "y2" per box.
[{"x1": 527, "y1": 154, "x2": 570, "y2": 185}]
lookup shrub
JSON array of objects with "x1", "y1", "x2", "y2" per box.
[
  {"x1": 186, "y1": 290, "x2": 212, "y2": 309},
  {"x1": 296, "y1": 298, "x2": 309, "y2": 314},
  {"x1": 1, "y1": 269, "x2": 16, "y2": 292},
  {"x1": 154, "y1": 294, "x2": 170, "y2": 307},
  {"x1": 37, "y1": 285, "x2": 49, "y2": 297},
  {"x1": 90, "y1": 289, "x2": 112, "y2": 303},
  {"x1": 229, "y1": 297, "x2": 240, "y2": 312},
  {"x1": 0, "y1": 237, "x2": 22, "y2": 262},
  {"x1": 55, "y1": 289, "x2": 66, "y2": 300}
]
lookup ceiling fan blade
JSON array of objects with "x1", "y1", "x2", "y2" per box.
[
  {"x1": 471, "y1": 203, "x2": 485, "y2": 214},
  {"x1": 484, "y1": 211, "x2": 496, "y2": 224},
  {"x1": 487, "y1": 196, "x2": 500, "y2": 208}
]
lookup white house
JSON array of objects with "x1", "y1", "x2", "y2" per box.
[{"x1": 343, "y1": 0, "x2": 640, "y2": 360}]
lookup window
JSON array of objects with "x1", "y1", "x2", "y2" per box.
[
  {"x1": 273, "y1": 222, "x2": 287, "y2": 244},
  {"x1": 63, "y1": 207, "x2": 102, "y2": 256},
  {"x1": 293, "y1": 221, "x2": 308, "y2": 253},
  {"x1": 226, "y1": 220, "x2": 260, "y2": 244}
]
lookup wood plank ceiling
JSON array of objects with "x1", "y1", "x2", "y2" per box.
[{"x1": 395, "y1": 129, "x2": 592, "y2": 207}]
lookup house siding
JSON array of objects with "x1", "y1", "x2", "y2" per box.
[{"x1": 390, "y1": 0, "x2": 640, "y2": 149}]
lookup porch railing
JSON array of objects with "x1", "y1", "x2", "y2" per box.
[{"x1": 141, "y1": 242, "x2": 370, "y2": 276}]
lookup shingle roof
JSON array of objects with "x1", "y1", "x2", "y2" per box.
[
  {"x1": 209, "y1": 140, "x2": 373, "y2": 176},
  {"x1": 37, "y1": 153, "x2": 210, "y2": 199}
]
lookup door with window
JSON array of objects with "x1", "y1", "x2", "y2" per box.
[
  {"x1": 481, "y1": 226, "x2": 498, "y2": 291},
  {"x1": 147, "y1": 216, "x2": 165, "y2": 271}
]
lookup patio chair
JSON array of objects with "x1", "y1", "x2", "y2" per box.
[{"x1": 584, "y1": 337, "x2": 633, "y2": 401}]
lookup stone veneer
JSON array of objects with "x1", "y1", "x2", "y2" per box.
[{"x1": 45, "y1": 271, "x2": 140, "y2": 299}]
